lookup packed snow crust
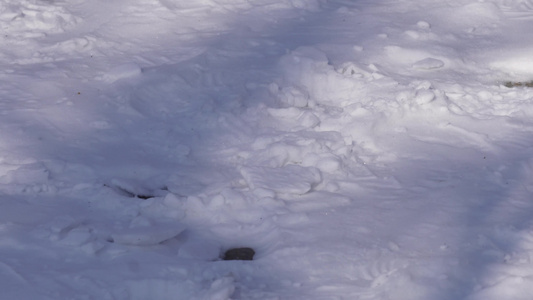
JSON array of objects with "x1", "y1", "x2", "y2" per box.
[{"x1": 2, "y1": 0, "x2": 533, "y2": 299}]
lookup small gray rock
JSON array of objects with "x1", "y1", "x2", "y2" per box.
[{"x1": 223, "y1": 248, "x2": 255, "y2": 261}]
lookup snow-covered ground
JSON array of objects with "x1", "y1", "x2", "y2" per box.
[{"x1": 2, "y1": 0, "x2": 533, "y2": 299}]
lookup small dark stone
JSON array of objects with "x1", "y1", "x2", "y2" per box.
[
  {"x1": 223, "y1": 247, "x2": 255, "y2": 261},
  {"x1": 503, "y1": 81, "x2": 533, "y2": 88}
]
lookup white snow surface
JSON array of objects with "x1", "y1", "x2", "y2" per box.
[{"x1": 2, "y1": 0, "x2": 533, "y2": 299}]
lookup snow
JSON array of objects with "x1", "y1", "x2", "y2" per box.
[{"x1": 2, "y1": 0, "x2": 533, "y2": 299}]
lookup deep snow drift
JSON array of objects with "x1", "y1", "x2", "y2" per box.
[{"x1": 2, "y1": 0, "x2": 533, "y2": 299}]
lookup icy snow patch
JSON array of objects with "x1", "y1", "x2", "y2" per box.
[
  {"x1": 241, "y1": 165, "x2": 322, "y2": 195},
  {"x1": 202, "y1": 276, "x2": 235, "y2": 300},
  {"x1": 177, "y1": 238, "x2": 220, "y2": 261},
  {"x1": 0, "y1": 162, "x2": 49, "y2": 185},
  {"x1": 490, "y1": 50, "x2": 533, "y2": 77},
  {"x1": 102, "y1": 63, "x2": 142, "y2": 83},
  {"x1": 385, "y1": 46, "x2": 446, "y2": 67},
  {"x1": 412, "y1": 58, "x2": 445, "y2": 70},
  {"x1": 111, "y1": 224, "x2": 185, "y2": 246}
]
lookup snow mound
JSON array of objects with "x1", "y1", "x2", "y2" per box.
[{"x1": 278, "y1": 46, "x2": 364, "y2": 105}]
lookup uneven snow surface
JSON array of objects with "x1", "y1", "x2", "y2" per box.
[{"x1": 2, "y1": 0, "x2": 533, "y2": 299}]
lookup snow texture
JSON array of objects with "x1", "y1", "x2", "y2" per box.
[{"x1": 2, "y1": 0, "x2": 533, "y2": 299}]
